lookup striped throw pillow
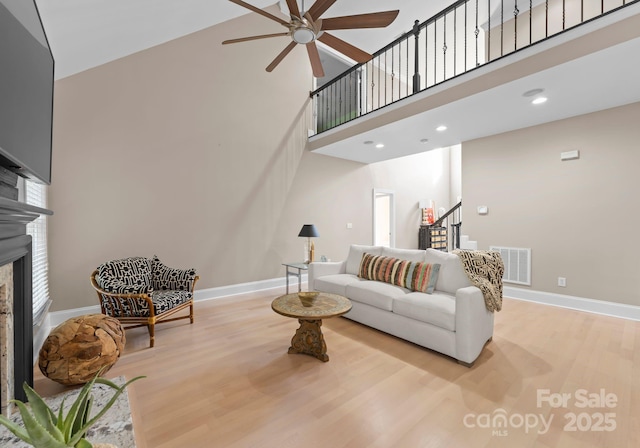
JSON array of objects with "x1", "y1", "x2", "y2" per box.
[{"x1": 358, "y1": 253, "x2": 440, "y2": 294}]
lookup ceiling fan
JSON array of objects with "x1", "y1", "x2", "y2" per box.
[{"x1": 222, "y1": 0, "x2": 400, "y2": 78}]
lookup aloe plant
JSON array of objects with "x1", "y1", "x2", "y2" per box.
[{"x1": 0, "y1": 370, "x2": 144, "y2": 448}]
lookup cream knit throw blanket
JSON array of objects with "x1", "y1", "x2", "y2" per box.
[{"x1": 453, "y1": 249, "x2": 504, "y2": 312}]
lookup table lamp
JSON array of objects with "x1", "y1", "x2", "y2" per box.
[{"x1": 298, "y1": 224, "x2": 319, "y2": 263}]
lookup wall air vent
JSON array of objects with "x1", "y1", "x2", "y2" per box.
[{"x1": 489, "y1": 246, "x2": 531, "y2": 286}]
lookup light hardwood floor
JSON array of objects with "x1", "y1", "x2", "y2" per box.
[{"x1": 34, "y1": 289, "x2": 640, "y2": 448}]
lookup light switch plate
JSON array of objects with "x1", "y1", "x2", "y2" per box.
[{"x1": 477, "y1": 206, "x2": 488, "y2": 215}]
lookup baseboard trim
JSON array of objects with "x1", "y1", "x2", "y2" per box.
[
  {"x1": 194, "y1": 274, "x2": 306, "y2": 302},
  {"x1": 47, "y1": 275, "x2": 307, "y2": 328},
  {"x1": 49, "y1": 304, "x2": 101, "y2": 327},
  {"x1": 504, "y1": 286, "x2": 640, "y2": 321},
  {"x1": 46, "y1": 281, "x2": 636, "y2": 340}
]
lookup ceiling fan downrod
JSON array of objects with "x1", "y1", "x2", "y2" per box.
[{"x1": 291, "y1": 0, "x2": 315, "y2": 44}]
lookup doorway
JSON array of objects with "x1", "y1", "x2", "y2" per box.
[{"x1": 373, "y1": 189, "x2": 395, "y2": 247}]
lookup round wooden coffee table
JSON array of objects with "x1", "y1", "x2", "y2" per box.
[{"x1": 271, "y1": 292, "x2": 351, "y2": 362}]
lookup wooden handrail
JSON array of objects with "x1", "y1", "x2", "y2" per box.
[{"x1": 432, "y1": 201, "x2": 462, "y2": 227}]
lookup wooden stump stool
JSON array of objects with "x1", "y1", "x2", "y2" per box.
[{"x1": 39, "y1": 314, "x2": 126, "y2": 385}]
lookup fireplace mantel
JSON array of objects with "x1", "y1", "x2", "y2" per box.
[
  {"x1": 0, "y1": 196, "x2": 52, "y2": 407},
  {"x1": 0, "y1": 197, "x2": 52, "y2": 244}
]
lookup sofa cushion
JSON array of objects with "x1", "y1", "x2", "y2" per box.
[
  {"x1": 358, "y1": 253, "x2": 440, "y2": 294},
  {"x1": 393, "y1": 292, "x2": 456, "y2": 331},
  {"x1": 346, "y1": 281, "x2": 408, "y2": 311},
  {"x1": 314, "y1": 274, "x2": 362, "y2": 296},
  {"x1": 151, "y1": 255, "x2": 197, "y2": 291},
  {"x1": 346, "y1": 244, "x2": 383, "y2": 275},
  {"x1": 96, "y1": 257, "x2": 153, "y2": 294},
  {"x1": 151, "y1": 290, "x2": 193, "y2": 315},
  {"x1": 424, "y1": 249, "x2": 471, "y2": 294},
  {"x1": 381, "y1": 247, "x2": 426, "y2": 263}
]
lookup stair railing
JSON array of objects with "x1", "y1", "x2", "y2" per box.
[{"x1": 311, "y1": 0, "x2": 638, "y2": 135}]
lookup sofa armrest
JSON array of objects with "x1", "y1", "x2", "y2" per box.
[
  {"x1": 454, "y1": 286, "x2": 495, "y2": 365},
  {"x1": 308, "y1": 261, "x2": 346, "y2": 290}
]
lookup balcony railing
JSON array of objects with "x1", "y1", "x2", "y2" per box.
[{"x1": 310, "y1": 0, "x2": 638, "y2": 135}]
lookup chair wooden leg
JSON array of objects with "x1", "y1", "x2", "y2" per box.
[
  {"x1": 147, "y1": 324, "x2": 155, "y2": 348},
  {"x1": 189, "y1": 302, "x2": 194, "y2": 324}
]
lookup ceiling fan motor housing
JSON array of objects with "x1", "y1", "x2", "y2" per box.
[{"x1": 291, "y1": 20, "x2": 316, "y2": 44}]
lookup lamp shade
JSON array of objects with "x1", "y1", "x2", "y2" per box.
[{"x1": 298, "y1": 224, "x2": 319, "y2": 238}]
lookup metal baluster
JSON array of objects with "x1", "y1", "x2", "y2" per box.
[
  {"x1": 500, "y1": 0, "x2": 504, "y2": 57},
  {"x1": 546, "y1": 0, "x2": 549, "y2": 38},
  {"x1": 434, "y1": 19, "x2": 437, "y2": 83},
  {"x1": 514, "y1": 0, "x2": 519, "y2": 51},
  {"x1": 377, "y1": 54, "x2": 381, "y2": 109},
  {"x1": 425, "y1": 22, "x2": 429, "y2": 88},
  {"x1": 530, "y1": 0, "x2": 533, "y2": 45},
  {"x1": 391, "y1": 46, "x2": 395, "y2": 102},
  {"x1": 443, "y1": 13, "x2": 447, "y2": 80},
  {"x1": 475, "y1": 0, "x2": 480, "y2": 66},
  {"x1": 406, "y1": 35, "x2": 409, "y2": 97},
  {"x1": 454, "y1": 7, "x2": 457, "y2": 76},
  {"x1": 488, "y1": 0, "x2": 491, "y2": 61},
  {"x1": 464, "y1": 0, "x2": 468, "y2": 72}
]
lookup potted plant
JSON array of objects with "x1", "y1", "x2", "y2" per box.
[{"x1": 0, "y1": 370, "x2": 144, "y2": 448}]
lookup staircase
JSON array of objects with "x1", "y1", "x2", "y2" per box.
[{"x1": 419, "y1": 200, "x2": 479, "y2": 251}]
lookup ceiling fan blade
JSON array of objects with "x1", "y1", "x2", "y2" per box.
[
  {"x1": 318, "y1": 32, "x2": 372, "y2": 63},
  {"x1": 306, "y1": 42, "x2": 325, "y2": 78},
  {"x1": 229, "y1": 0, "x2": 290, "y2": 27},
  {"x1": 266, "y1": 41, "x2": 298, "y2": 72},
  {"x1": 307, "y1": 0, "x2": 337, "y2": 21},
  {"x1": 222, "y1": 32, "x2": 290, "y2": 45},
  {"x1": 303, "y1": 12, "x2": 323, "y2": 34},
  {"x1": 321, "y1": 11, "x2": 400, "y2": 31},
  {"x1": 285, "y1": 0, "x2": 301, "y2": 20}
]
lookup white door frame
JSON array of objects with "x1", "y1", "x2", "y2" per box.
[{"x1": 373, "y1": 189, "x2": 395, "y2": 247}]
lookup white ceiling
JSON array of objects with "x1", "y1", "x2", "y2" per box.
[{"x1": 35, "y1": 0, "x2": 452, "y2": 80}]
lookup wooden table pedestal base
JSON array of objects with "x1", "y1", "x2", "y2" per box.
[{"x1": 288, "y1": 319, "x2": 329, "y2": 362}]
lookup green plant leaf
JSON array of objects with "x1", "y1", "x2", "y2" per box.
[
  {"x1": 23, "y1": 382, "x2": 64, "y2": 442},
  {"x1": 63, "y1": 373, "x2": 100, "y2": 441},
  {"x1": 13, "y1": 401, "x2": 68, "y2": 448},
  {"x1": 67, "y1": 375, "x2": 145, "y2": 446},
  {"x1": 56, "y1": 397, "x2": 67, "y2": 433},
  {"x1": 0, "y1": 411, "x2": 31, "y2": 443},
  {"x1": 76, "y1": 437, "x2": 93, "y2": 448}
]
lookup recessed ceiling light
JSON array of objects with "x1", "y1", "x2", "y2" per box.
[
  {"x1": 436, "y1": 125, "x2": 447, "y2": 132},
  {"x1": 532, "y1": 97, "x2": 548, "y2": 105},
  {"x1": 375, "y1": 143, "x2": 385, "y2": 149},
  {"x1": 420, "y1": 138, "x2": 429, "y2": 144},
  {"x1": 363, "y1": 140, "x2": 374, "y2": 145},
  {"x1": 523, "y1": 88, "x2": 544, "y2": 97}
]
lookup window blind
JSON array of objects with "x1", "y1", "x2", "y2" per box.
[{"x1": 25, "y1": 180, "x2": 51, "y2": 323}]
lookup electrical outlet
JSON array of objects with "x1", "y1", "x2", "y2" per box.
[
  {"x1": 558, "y1": 277, "x2": 566, "y2": 287},
  {"x1": 346, "y1": 223, "x2": 353, "y2": 229}
]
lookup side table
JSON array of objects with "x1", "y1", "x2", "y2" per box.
[{"x1": 282, "y1": 262, "x2": 308, "y2": 294}]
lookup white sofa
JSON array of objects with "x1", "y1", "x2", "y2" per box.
[{"x1": 308, "y1": 245, "x2": 494, "y2": 366}]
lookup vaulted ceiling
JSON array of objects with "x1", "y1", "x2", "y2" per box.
[
  {"x1": 33, "y1": 1, "x2": 640, "y2": 163},
  {"x1": 35, "y1": 0, "x2": 452, "y2": 80}
]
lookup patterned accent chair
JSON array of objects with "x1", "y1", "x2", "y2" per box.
[{"x1": 90, "y1": 255, "x2": 199, "y2": 347}]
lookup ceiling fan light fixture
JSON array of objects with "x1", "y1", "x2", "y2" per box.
[{"x1": 292, "y1": 26, "x2": 316, "y2": 44}]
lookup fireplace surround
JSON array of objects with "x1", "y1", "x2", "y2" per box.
[{"x1": 0, "y1": 197, "x2": 51, "y2": 415}]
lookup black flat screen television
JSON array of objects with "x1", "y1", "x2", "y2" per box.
[{"x1": 0, "y1": 0, "x2": 54, "y2": 185}]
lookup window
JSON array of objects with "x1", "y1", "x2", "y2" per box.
[{"x1": 25, "y1": 180, "x2": 50, "y2": 324}]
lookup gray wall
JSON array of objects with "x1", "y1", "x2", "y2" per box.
[
  {"x1": 48, "y1": 12, "x2": 452, "y2": 312},
  {"x1": 462, "y1": 101, "x2": 640, "y2": 306}
]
